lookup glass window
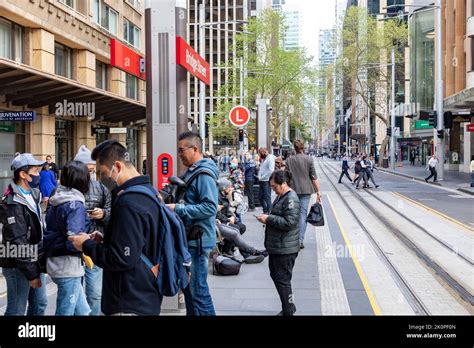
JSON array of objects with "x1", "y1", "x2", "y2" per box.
[
  {"x1": 0, "y1": 18, "x2": 23, "y2": 63},
  {"x1": 55, "y1": 119, "x2": 74, "y2": 170},
  {"x1": 93, "y1": 0, "x2": 118, "y2": 35},
  {"x1": 92, "y1": 0, "x2": 100, "y2": 24},
  {"x1": 96, "y1": 60, "x2": 108, "y2": 90},
  {"x1": 55, "y1": 43, "x2": 73, "y2": 79},
  {"x1": 59, "y1": 0, "x2": 74, "y2": 8},
  {"x1": 127, "y1": 0, "x2": 141, "y2": 10},
  {"x1": 124, "y1": 18, "x2": 141, "y2": 49},
  {"x1": 126, "y1": 73, "x2": 138, "y2": 100}
]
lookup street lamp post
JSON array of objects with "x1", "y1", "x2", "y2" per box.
[
  {"x1": 390, "y1": 48, "x2": 396, "y2": 170},
  {"x1": 435, "y1": 0, "x2": 444, "y2": 180},
  {"x1": 199, "y1": 4, "x2": 206, "y2": 153}
]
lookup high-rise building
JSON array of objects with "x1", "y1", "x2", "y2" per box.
[
  {"x1": 0, "y1": 0, "x2": 147, "y2": 193},
  {"x1": 283, "y1": 9, "x2": 301, "y2": 51}
]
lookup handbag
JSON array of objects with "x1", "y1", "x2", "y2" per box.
[{"x1": 306, "y1": 202, "x2": 325, "y2": 226}]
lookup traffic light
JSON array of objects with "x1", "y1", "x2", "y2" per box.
[
  {"x1": 437, "y1": 129, "x2": 444, "y2": 139},
  {"x1": 444, "y1": 111, "x2": 453, "y2": 129},
  {"x1": 428, "y1": 111, "x2": 437, "y2": 128},
  {"x1": 238, "y1": 128, "x2": 244, "y2": 142},
  {"x1": 386, "y1": 127, "x2": 392, "y2": 137}
]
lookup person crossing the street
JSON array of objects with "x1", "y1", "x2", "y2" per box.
[{"x1": 425, "y1": 154, "x2": 439, "y2": 183}]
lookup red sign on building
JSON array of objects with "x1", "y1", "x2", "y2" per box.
[
  {"x1": 176, "y1": 36, "x2": 210, "y2": 85},
  {"x1": 110, "y1": 38, "x2": 146, "y2": 80},
  {"x1": 467, "y1": 124, "x2": 474, "y2": 132}
]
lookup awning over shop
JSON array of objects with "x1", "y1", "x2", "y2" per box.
[
  {"x1": 444, "y1": 86, "x2": 474, "y2": 111},
  {"x1": 281, "y1": 139, "x2": 293, "y2": 148},
  {"x1": 0, "y1": 58, "x2": 145, "y2": 124}
]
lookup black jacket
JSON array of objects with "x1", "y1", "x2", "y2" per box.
[
  {"x1": 264, "y1": 190, "x2": 300, "y2": 255},
  {"x1": 84, "y1": 180, "x2": 111, "y2": 234},
  {"x1": 0, "y1": 183, "x2": 43, "y2": 281},
  {"x1": 82, "y1": 175, "x2": 163, "y2": 315}
]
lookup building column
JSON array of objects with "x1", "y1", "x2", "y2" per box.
[
  {"x1": 77, "y1": 50, "x2": 96, "y2": 87},
  {"x1": 139, "y1": 128, "x2": 147, "y2": 173},
  {"x1": 454, "y1": 0, "x2": 466, "y2": 94},
  {"x1": 109, "y1": 133, "x2": 127, "y2": 147},
  {"x1": 445, "y1": 0, "x2": 455, "y2": 96},
  {"x1": 31, "y1": 29, "x2": 55, "y2": 74},
  {"x1": 75, "y1": 121, "x2": 96, "y2": 154},
  {"x1": 110, "y1": 68, "x2": 126, "y2": 97},
  {"x1": 30, "y1": 107, "x2": 55, "y2": 162}
]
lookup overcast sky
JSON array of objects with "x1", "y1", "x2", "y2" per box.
[{"x1": 284, "y1": 0, "x2": 337, "y2": 63}]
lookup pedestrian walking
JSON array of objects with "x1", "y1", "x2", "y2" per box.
[
  {"x1": 43, "y1": 160, "x2": 91, "y2": 316},
  {"x1": 39, "y1": 163, "x2": 57, "y2": 210},
  {"x1": 470, "y1": 156, "x2": 474, "y2": 187},
  {"x1": 355, "y1": 155, "x2": 370, "y2": 189},
  {"x1": 256, "y1": 170, "x2": 300, "y2": 316},
  {"x1": 425, "y1": 154, "x2": 439, "y2": 183},
  {"x1": 74, "y1": 145, "x2": 111, "y2": 316},
  {"x1": 366, "y1": 155, "x2": 379, "y2": 188},
  {"x1": 0, "y1": 153, "x2": 48, "y2": 316},
  {"x1": 45, "y1": 155, "x2": 59, "y2": 180},
  {"x1": 68, "y1": 140, "x2": 169, "y2": 315},
  {"x1": 166, "y1": 132, "x2": 219, "y2": 316},
  {"x1": 352, "y1": 156, "x2": 361, "y2": 184},
  {"x1": 338, "y1": 155, "x2": 352, "y2": 184},
  {"x1": 257, "y1": 147, "x2": 276, "y2": 215},
  {"x1": 244, "y1": 152, "x2": 256, "y2": 211},
  {"x1": 284, "y1": 139, "x2": 321, "y2": 249},
  {"x1": 410, "y1": 149, "x2": 416, "y2": 166}
]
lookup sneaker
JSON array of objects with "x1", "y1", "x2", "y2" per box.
[
  {"x1": 375, "y1": 185, "x2": 379, "y2": 188},
  {"x1": 243, "y1": 255, "x2": 264, "y2": 264},
  {"x1": 425, "y1": 178, "x2": 428, "y2": 182},
  {"x1": 276, "y1": 311, "x2": 283, "y2": 316},
  {"x1": 299, "y1": 242, "x2": 305, "y2": 249},
  {"x1": 253, "y1": 249, "x2": 269, "y2": 257}
]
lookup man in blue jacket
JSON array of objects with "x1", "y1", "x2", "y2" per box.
[
  {"x1": 167, "y1": 131, "x2": 219, "y2": 316},
  {"x1": 338, "y1": 155, "x2": 352, "y2": 184},
  {"x1": 244, "y1": 152, "x2": 256, "y2": 211}
]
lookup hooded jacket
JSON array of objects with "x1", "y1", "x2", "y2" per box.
[
  {"x1": 43, "y1": 185, "x2": 90, "y2": 278},
  {"x1": 175, "y1": 158, "x2": 219, "y2": 249},
  {"x1": 84, "y1": 180, "x2": 111, "y2": 234},
  {"x1": 0, "y1": 182, "x2": 43, "y2": 281}
]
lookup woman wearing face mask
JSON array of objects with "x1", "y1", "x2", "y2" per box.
[
  {"x1": 0, "y1": 153, "x2": 48, "y2": 316},
  {"x1": 256, "y1": 170, "x2": 300, "y2": 316},
  {"x1": 43, "y1": 160, "x2": 91, "y2": 316},
  {"x1": 73, "y1": 145, "x2": 111, "y2": 316}
]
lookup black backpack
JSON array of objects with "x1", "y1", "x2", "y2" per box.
[{"x1": 212, "y1": 254, "x2": 241, "y2": 276}]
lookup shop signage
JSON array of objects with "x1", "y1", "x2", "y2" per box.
[
  {"x1": 415, "y1": 120, "x2": 432, "y2": 129},
  {"x1": 467, "y1": 124, "x2": 474, "y2": 132},
  {"x1": 109, "y1": 127, "x2": 127, "y2": 134},
  {"x1": 176, "y1": 36, "x2": 210, "y2": 85},
  {"x1": 91, "y1": 126, "x2": 109, "y2": 135},
  {"x1": 0, "y1": 111, "x2": 36, "y2": 121},
  {"x1": 110, "y1": 38, "x2": 146, "y2": 80},
  {"x1": 0, "y1": 125, "x2": 15, "y2": 132},
  {"x1": 229, "y1": 106, "x2": 250, "y2": 128}
]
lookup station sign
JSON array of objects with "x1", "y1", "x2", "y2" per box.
[
  {"x1": 110, "y1": 38, "x2": 146, "y2": 80},
  {"x1": 229, "y1": 106, "x2": 250, "y2": 128},
  {"x1": 176, "y1": 36, "x2": 210, "y2": 85}
]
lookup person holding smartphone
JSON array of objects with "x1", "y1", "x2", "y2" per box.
[
  {"x1": 74, "y1": 145, "x2": 111, "y2": 316},
  {"x1": 256, "y1": 170, "x2": 300, "y2": 316}
]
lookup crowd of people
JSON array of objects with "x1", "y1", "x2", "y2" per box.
[{"x1": 0, "y1": 134, "x2": 324, "y2": 317}]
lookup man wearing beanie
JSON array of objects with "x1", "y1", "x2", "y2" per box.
[{"x1": 74, "y1": 145, "x2": 111, "y2": 316}]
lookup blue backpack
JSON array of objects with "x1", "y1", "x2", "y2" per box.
[{"x1": 122, "y1": 185, "x2": 192, "y2": 297}]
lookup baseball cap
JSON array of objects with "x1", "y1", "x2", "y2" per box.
[{"x1": 11, "y1": 153, "x2": 46, "y2": 172}]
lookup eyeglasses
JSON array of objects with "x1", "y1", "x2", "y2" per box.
[{"x1": 178, "y1": 146, "x2": 194, "y2": 154}]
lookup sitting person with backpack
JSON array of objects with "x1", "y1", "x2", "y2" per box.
[
  {"x1": 216, "y1": 178, "x2": 267, "y2": 264},
  {"x1": 68, "y1": 140, "x2": 191, "y2": 316}
]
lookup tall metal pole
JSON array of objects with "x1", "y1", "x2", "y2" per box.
[
  {"x1": 367, "y1": 89, "x2": 371, "y2": 156},
  {"x1": 435, "y1": 0, "x2": 444, "y2": 180},
  {"x1": 345, "y1": 111, "x2": 349, "y2": 157},
  {"x1": 390, "y1": 48, "x2": 396, "y2": 170},
  {"x1": 239, "y1": 56, "x2": 244, "y2": 154},
  {"x1": 199, "y1": 4, "x2": 206, "y2": 153}
]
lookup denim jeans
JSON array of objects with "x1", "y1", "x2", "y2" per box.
[
  {"x1": 83, "y1": 265, "x2": 103, "y2": 316},
  {"x1": 297, "y1": 194, "x2": 311, "y2": 243},
  {"x1": 51, "y1": 276, "x2": 90, "y2": 316},
  {"x1": 259, "y1": 181, "x2": 272, "y2": 214},
  {"x1": 183, "y1": 246, "x2": 215, "y2": 316},
  {"x1": 2, "y1": 267, "x2": 47, "y2": 316}
]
